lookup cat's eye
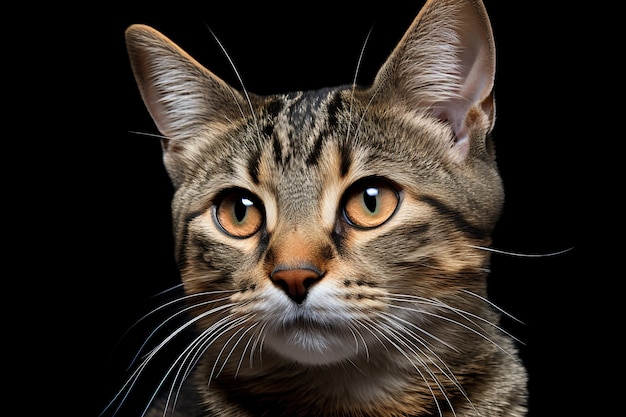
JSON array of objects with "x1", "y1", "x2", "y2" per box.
[
  {"x1": 214, "y1": 190, "x2": 264, "y2": 238},
  {"x1": 342, "y1": 179, "x2": 400, "y2": 228}
]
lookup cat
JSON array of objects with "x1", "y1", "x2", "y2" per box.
[{"x1": 108, "y1": 0, "x2": 528, "y2": 415}]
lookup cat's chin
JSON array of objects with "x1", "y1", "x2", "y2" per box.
[{"x1": 263, "y1": 324, "x2": 358, "y2": 366}]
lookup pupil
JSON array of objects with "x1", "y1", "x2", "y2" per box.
[
  {"x1": 364, "y1": 188, "x2": 378, "y2": 213},
  {"x1": 234, "y1": 198, "x2": 252, "y2": 222}
]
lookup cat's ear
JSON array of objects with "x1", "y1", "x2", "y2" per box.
[
  {"x1": 125, "y1": 24, "x2": 246, "y2": 144},
  {"x1": 373, "y1": 0, "x2": 496, "y2": 161}
]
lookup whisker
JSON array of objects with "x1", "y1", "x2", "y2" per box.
[
  {"x1": 185, "y1": 313, "x2": 241, "y2": 377},
  {"x1": 102, "y1": 300, "x2": 236, "y2": 416},
  {"x1": 352, "y1": 25, "x2": 373, "y2": 88},
  {"x1": 128, "y1": 130, "x2": 168, "y2": 140},
  {"x1": 348, "y1": 324, "x2": 370, "y2": 361},
  {"x1": 147, "y1": 283, "x2": 186, "y2": 299},
  {"x1": 346, "y1": 25, "x2": 374, "y2": 143},
  {"x1": 249, "y1": 320, "x2": 269, "y2": 367},
  {"x1": 462, "y1": 289, "x2": 524, "y2": 324},
  {"x1": 366, "y1": 320, "x2": 447, "y2": 417},
  {"x1": 435, "y1": 300, "x2": 525, "y2": 347},
  {"x1": 376, "y1": 311, "x2": 479, "y2": 416},
  {"x1": 163, "y1": 313, "x2": 257, "y2": 416},
  {"x1": 232, "y1": 319, "x2": 261, "y2": 378},
  {"x1": 207, "y1": 315, "x2": 255, "y2": 382},
  {"x1": 386, "y1": 294, "x2": 523, "y2": 356},
  {"x1": 125, "y1": 291, "x2": 236, "y2": 369},
  {"x1": 100, "y1": 361, "x2": 148, "y2": 417},
  {"x1": 380, "y1": 314, "x2": 472, "y2": 416},
  {"x1": 354, "y1": 318, "x2": 389, "y2": 355},
  {"x1": 203, "y1": 25, "x2": 261, "y2": 141},
  {"x1": 145, "y1": 309, "x2": 248, "y2": 417},
  {"x1": 469, "y1": 244, "x2": 574, "y2": 258},
  {"x1": 350, "y1": 79, "x2": 383, "y2": 144},
  {"x1": 148, "y1": 331, "x2": 209, "y2": 416},
  {"x1": 214, "y1": 315, "x2": 257, "y2": 378},
  {"x1": 161, "y1": 331, "x2": 210, "y2": 417},
  {"x1": 344, "y1": 356, "x2": 368, "y2": 376},
  {"x1": 377, "y1": 305, "x2": 460, "y2": 353}
]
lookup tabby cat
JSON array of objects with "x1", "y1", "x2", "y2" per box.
[{"x1": 111, "y1": 0, "x2": 528, "y2": 415}]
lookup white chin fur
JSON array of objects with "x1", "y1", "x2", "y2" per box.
[
  {"x1": 264, "y1": 325, "x2": 358, "y2": 365},
  {"x1": 259, "y1": 286, "x2": 363, "y2": 365}
]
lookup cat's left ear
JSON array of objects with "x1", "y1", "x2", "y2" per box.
[{"x1": 373, "y1": 0, "x2": 496, "y2": 161}]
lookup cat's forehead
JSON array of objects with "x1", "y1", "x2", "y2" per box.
[
  {"x1": 242, "y1": 87, "x2": 351, "y2": 181},
  {"x1": 265, "y1": 87, "x2": 347, "y2": 122},
  {"x1": 257, "y1": 87, "x2": 350, "y2": 158},
  {"x1": 223, "y1": 85, "x2": 452, "y2": 191},
  {"x1": 249, "y1": 88, "x2": 351, "y2": 205},
  {"x1": 256, "y1": 87, "x2": 447, "y2": 164}
]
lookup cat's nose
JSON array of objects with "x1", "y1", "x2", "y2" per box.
[{"x1": 270, "y1": 266, "x2": 322, "y2": 304}]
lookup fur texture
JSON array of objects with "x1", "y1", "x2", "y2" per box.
[{"x1": 114, "y1": 0, "x2": 528, "y2": 415}]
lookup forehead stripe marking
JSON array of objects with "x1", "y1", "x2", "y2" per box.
[{"x1": 306, "y1": 91, "x2": 344, "y2": 166}]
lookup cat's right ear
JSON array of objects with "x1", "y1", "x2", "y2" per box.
[{"x1": 125, "y1": 24, "x2": 246, "y2": 147}]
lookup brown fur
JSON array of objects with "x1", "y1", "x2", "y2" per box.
[{"x1": 117, "y1": 0, "x2": 528, "y2": 415}]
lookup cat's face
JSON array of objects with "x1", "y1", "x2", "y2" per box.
[{"x1": 158, "y1": 81, "x2": 503, "y2": 366}]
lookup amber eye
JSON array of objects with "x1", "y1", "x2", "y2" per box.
[
  {"x1": 214, "y1": 190, "x2": 264, "y2": 238},
  {"x1": 343, "y1": 179, "x2": 400, "y2": 228}
]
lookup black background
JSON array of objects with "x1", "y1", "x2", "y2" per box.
[{"x1": 19, "y1": 1, "x2": 602, "y2": 415}]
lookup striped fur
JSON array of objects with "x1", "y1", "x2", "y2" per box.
[{"x1": 116, "y1": 0, "x2": 528, "y2": 416}]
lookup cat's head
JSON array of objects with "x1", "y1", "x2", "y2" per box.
[{"x1": 125, "y1": 0, "x2": 503, "y2": 367}]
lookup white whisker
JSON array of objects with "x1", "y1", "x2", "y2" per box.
[
  {"x1": 204, "y1": 25, "x2": 261, "y2": 142},
  {"x1": 377, "y1": 305, "x2": 460, "y2": 353},
  {"x1": 348, "y1": 324, "x2": 370, "y2": 361},
  {"x1": 469, "y1": 244, "x2": 574, "y2": 258},
  {"x1": 147, "y1": 283, "x2": 185, "y2": 299},
  {"x1": 367, "y1": 320, "x2": 447, "y2": 417},
  {"x1": 388, "y1": 293, "x2": 523, "y2": 358},
  {"x1": 232, "y1": 319, "x2": 261, "y2": 378},
  {"x1": 101, "y1": 298, "x2": 238, "y2": 417},
  {"x1": 128, "y1": 130, "x2": 168, "y2": 140},
  {"x1": 346, "y1": 25, "x2": 374, "y2": 143},
  {"x1": 382, "y1": 314, "x2": 472, "y2": 416},
  {"x1": 152, "y1": 310, "x2": 257, "y2": 416},
  {"x1": 355, "y1": 318, "x2": 390, "y2": 355},
  {"x1": 462, "y1": 289, "x2": 524, "y2": 324},
  {"x1": 249, "y1": 320, "x2": 268, "y2": 367},
  {"x1": 350, "y1": 79, "x2": 383, "y2": 144},
  {"x1": 214, "y1": 315, "x2": 257, "y2": 378},
  {"x1": 126, "y1": 291, "x2": 236, "y2": 369},
  {"x1": 138, "y1": 305, "x2": 238, "y2": 416},
  {"x1": 377, "y1": 310, "x2": 482, "y2": 416},
  {"x1": 344, "y1": 356, "x2": 368, "y2": 376},
  {"x1": 206, "y1": 315, "x2": 253, "y2": 382}
]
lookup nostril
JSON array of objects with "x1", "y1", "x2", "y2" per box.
[{"x1": 270, "y1": 267, "x2": 322, "y2": 304}]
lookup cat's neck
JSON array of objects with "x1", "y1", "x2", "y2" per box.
[
  {"x1": 202, "y1": 354, "x2": 424, "y2": 414},
  {"x1": 195, "y1": 338, "x2": 499, "y2": 416}
]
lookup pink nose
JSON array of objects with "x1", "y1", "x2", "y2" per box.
[{"x1": 270, "y1": 268, "x2": 322, "y2": 304}]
